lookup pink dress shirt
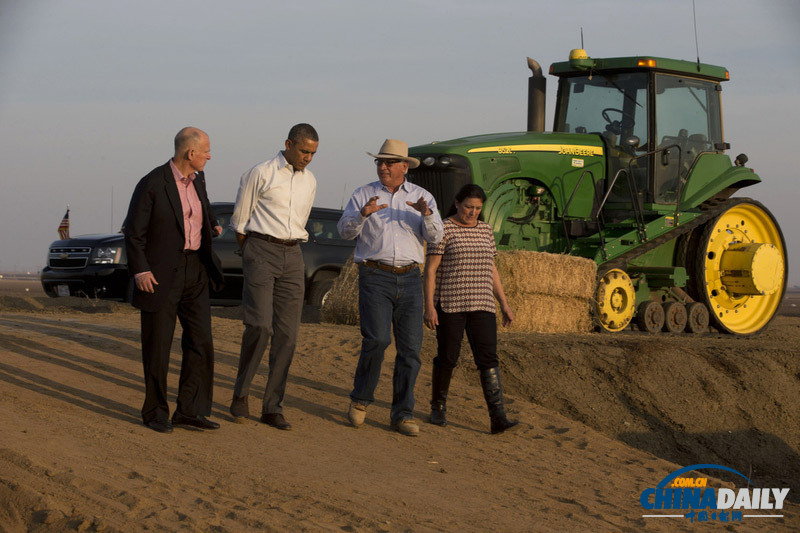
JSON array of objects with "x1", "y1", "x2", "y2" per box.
[
  {"x1": 133, "y1": 161, "x2": 204, "y2": 280},
  {"x1": 169, "y1": 160, "x2": 203, "y2": 251}
]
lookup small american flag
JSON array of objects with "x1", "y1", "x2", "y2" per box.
[{"x1": 58, "y1": 209, "x2": 70, "y2": 239}]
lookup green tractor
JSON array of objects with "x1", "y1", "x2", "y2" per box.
[{"x1": 408, "y1": 49, "x2": 786, "y2": 335}]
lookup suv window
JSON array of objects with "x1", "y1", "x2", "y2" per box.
[
  {"x1": 308, "y1": 216, "x2": 344, "y2": 242},
  {"x1": 212, "y1": 206, "x2": 348, "y2": 244},
  {"x1": 213, "y1": 211, "x2": 237, "y2": 242}
]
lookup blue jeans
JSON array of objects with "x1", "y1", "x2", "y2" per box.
[{"x1": 350, "y1": 265, "x2": 423, "y2": 423}]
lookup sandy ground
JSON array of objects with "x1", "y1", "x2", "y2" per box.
[{"x1": 0, "y1": 276, "x2": 798, "y2": 532}]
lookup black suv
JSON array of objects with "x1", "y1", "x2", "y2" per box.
[{"x1": 40, "y1": 203, "x2": 354, "y2": 306}]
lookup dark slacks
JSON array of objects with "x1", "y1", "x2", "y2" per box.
[
  {"x1": 433, "y1": 304, "x2": 499, "y2": 371},
  {"x1": 233, "y1": 238, "x2": 304, "y2": 415},
  {"x1": 140, "y1": 252, "x2": 214, "y2": 424}
]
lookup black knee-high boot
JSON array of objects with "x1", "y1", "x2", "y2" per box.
[
  {"x1": 479, "y1": 367, "x2": 519, "y2": 434},
  {"x1": 429, "y1": 366, "x2": 453, "y2": 426}
]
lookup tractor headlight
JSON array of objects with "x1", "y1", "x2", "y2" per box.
[
  {"x1": 439, "y1": 156, "x2": 451, "y2": 167},
  {"x1": 422, "y1": 156, "x2": 436, "y2": 167}
]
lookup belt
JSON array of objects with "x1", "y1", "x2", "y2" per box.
[
  {"x1": 362, "y1": 260, "x2": 419, "y2": 274},
  {"x1": 247, "y1": 232, "x2": 300, "y2": 246},
  {"x1": 182, "y1": 249, "x2": 198, "y2": 255}
]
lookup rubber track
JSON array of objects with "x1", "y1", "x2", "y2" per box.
[{"x1": 597, "y1": 197, "x2": 744, "y2": 274}]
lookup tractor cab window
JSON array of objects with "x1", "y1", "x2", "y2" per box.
[
  {"x1": 555, "y1": 73, "x2": 649, "y2": 204},
  {"x1": 555, "y1": 72, "x2": 649, "y2": 148},
  {"x1": 654, "y1": 74, "x2": 723, "y2": 203}
]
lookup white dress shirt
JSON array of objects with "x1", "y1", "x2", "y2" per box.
[
  {"x1": 230, "y1": 151, "x2": 317, "y2": 241},
  {"x1": 338, "y1": 179, "x2": 443, "y2": 266}
]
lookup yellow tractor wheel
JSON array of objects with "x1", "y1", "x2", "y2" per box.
[
  {"x1": 594, "y1": 268, "x2": 636, "y2": 332},
  {"x1": 691, "y1": 200, "x2": 786, "y2": 335}
]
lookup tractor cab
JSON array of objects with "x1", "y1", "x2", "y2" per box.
[{"x1": 551, "y1": 51, "x2": 728, "y2": 212}]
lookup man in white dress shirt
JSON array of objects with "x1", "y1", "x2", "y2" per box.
[
  {"x1": 228, "y1": 123, "x2": 318, "y2": 430},
  {"x1": 338, "y1": 139, "x2": 443, "y2": 436}
]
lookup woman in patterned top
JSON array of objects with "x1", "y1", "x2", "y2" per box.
[{"x1": 423, "y1": 184, "x2": 518, "y2": 434}]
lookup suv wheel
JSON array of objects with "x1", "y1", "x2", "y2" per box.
[{"x1": 308, "y1": 278, "x2": 334, "y2": 308}]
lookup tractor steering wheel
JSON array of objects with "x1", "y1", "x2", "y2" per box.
[{"x1": 601, "y1": 107, "x2": 635, "y2": 135}]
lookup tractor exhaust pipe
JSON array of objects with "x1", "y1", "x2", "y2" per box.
[{"x1": 526, "y1": 57, "x2": 546, "y2": 132}]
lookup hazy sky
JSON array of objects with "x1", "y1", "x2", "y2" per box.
[{"x1": 1, "y1": 0, "x2": 798, "y2": 285}]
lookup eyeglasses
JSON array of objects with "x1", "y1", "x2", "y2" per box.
[{"x1": 374, "y1": 159, "x2": 402, "y2": 167}]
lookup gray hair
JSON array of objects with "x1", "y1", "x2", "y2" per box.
[{"x1": 174, "y1": 127, "x2": 206, "y2": 155}]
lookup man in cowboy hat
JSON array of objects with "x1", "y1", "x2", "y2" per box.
[{"x1": 338, "y1": 139, "x2": 443, "y2": 436}]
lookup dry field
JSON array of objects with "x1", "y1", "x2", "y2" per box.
[{"x1": 0, "y1": 274, "x2": 798, "y2": 532}]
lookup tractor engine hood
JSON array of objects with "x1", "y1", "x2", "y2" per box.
[{"x1": 410, "y1": 131, "x2": 605, "y2": 159}]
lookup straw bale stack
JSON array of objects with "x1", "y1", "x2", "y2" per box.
[
  {"x1": 494, "y1": 250, "x2": 596, "y2": 333},
  {"x1": 322, "y1": 250, "x2": 597, "y2": 333},
  {"x1": 494, "y1": 250, "x2": 595, "y2": 299}
]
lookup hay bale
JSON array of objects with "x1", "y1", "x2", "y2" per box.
[
  {"x1": 322, "y1": 250, "x2": 597, "y2": 334},
  {"x1": 321, "y1": 255, "x2": 360, "y2": 325},
  {"x1": 502, "y1": 293, "x2": 593, "y2": 333},
  {"x1": 494, "y1": 250, "x2": 596, "y2": 333},
  {"x1": 495, "y1": 250, "x2": 596, "y2": 299}
]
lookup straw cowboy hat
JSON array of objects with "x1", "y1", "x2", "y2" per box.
[{"x1": 367, "y1": 139, "x2": 420, "y2": 169}]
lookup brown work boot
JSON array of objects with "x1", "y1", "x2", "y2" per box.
[
  {"x1": 348, "y1": 401, "x2": 367, "y2": 428},
  {"x1": 391, "y1": 419, "x2": 420, "y2": 437}
]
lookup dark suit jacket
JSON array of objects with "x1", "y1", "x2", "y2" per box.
[{"x1": 124, "y1": 161, "x2": 224, "y2": 312}]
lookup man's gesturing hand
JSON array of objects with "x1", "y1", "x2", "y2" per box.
[
  {"x1": 406, "y1": 197, "x2": 432, "y2": 216},
  {"x1": 360, "y1": 196, "x2": 388, "y2": 217}
]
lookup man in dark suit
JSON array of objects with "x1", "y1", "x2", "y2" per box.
[{"x1": 124, "y1": 126, "x2": 224, "y2": 433}]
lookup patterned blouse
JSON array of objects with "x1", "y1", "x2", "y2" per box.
[{"x1": 427, "y1": 218, "x2": 497, "y2": 313}]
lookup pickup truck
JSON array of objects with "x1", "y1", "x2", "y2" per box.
[{"x1": 40, "y1": 203, "x2": 354, "y2": 306}]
